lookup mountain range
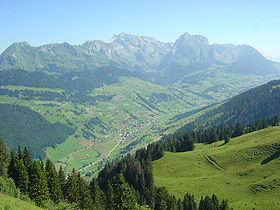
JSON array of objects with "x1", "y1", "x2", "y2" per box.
[{"x1": 1, "y1": 32, "x2": 280, "y2": 84}]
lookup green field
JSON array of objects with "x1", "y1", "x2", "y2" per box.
[
  {"x1": 0, "y1": 193, "x2": 42, "y2": 210},
  {"x1": 153, "y1": 126, "x2": 280, "y2": 210}
]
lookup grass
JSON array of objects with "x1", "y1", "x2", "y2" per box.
[
  {"x1": 153, "y1": 126, "x2": 280, "y2": 210},
  {"x1": 0, "y1": 193, "x2": 42, "y2": 210}
]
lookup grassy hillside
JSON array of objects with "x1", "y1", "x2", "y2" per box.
[
  {"x1": 0, "y1": 193, "x2": 42, "y2": 210},
  {"x1": 153, "y1": 126, "x2": 280, "y2": 209}
]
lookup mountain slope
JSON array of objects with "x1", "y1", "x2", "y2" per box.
[
  {"x1": 153, "y1": 126, "x2": 280, "y2": 209},
  {"x1": 176, "y1": 79, "x2": 280, "y2": 133},
  {"x1": 0, "y1": 104, "x2": 75, "y2": 159}
]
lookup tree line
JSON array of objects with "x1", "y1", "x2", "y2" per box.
[
  {"x1": 164, "y1": 115, "x2": 279, "y2": 146},
  {"x1": 0, "y1": 141, "x2": 230, "y2": 209}
]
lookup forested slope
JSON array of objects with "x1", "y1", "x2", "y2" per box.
[
  {"x1": 177, "y1": 79, "x2": 280, "y2": 133},
  {"x1": 0, "y1": 104, "x2": 75, "y2": 158}
]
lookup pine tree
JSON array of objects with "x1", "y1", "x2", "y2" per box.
[
  {"x1": 17, "y1": 159, "x2": 29, "y2": 193},
  {"x1": 177, "y1": 198, "x2": 183, "y2": 210},
  {"x1": 271, "y1": 115, "x2": 279, "y2": 126},
  {"x1": 8, "y1": 149, "x2": 19, "y2": 186},
  {"x1": 29, "y1": 160, "x2": 49, "y2": 206},
  {"x1": 211, "y1": 194, "x2": 219, "y2": 210},
  {"x1": 219, "y1": 200, "x2": 229, "y2": 210},
  {"x1": 23, "y1": 146, "x2": 32, "y2": 172},
  {"x1": 106, "y1": 180, "x2": 114, "y2": 210},
  {"x1": 58, "y1": 165, "x2": 66, "y2": 199},
  {"x1": 171, "y1": 141, "x2": 176, "y2": 152},
  {"x1": 224, "y1": 136, "x2": 230, "y2": 144},
  {"x1": 155, "y1": 187, "x2": 169, "y2": 210},
  {"x1": 199, "y1": 195, "x2": 214, "y2": 210},
  {"x1": 0, "y1": 138, "x2": 9, "y2": 177},
  {"x1": 76, "y1": 172, "x2": 93, "y2": 209},
  {"x1": 198, "y1": 197, "x2": 204, "y2": 210},
  {"x1": 113, "y1": 173, "x2": 137, "y2": 209},
  {"x1": 65, "y1": 168, "x2": 79, "y2": 204},
  {"x1": 45, "y1": 159, "x2": 62, "y2": 204},
  {"x1": 17, "y1": 146, "x2": 23, "y2": 160},
  {"x1": 183, "y1": 193, "x2": 197, "y2": 210},
  {"x1": 89, "y1": 178, "x2": 106, "y2": 209}
]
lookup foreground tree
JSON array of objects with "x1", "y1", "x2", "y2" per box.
[
  {"x1": 113, "y1": 173, "x2": 137, "y2": 209},
  {"x1": 17, "y1": 159, "x2": 29, "y2": 193},
  {"x1": 45, "y1": 159, "x2": 62, "y2": 204},
  {"x1": 23, "y1": 146, "x2": 32, "y2": 172},
  {"x1": 89, "y1": 178, "x2": 106, "y2": 209},
  {"x1": 0, "y1": 138, "x2": 9, "y2": 177},
  {"x1": 183, "y1": 193, "x2": 197, "y2": 210},
  {"x1": 65, "y1": 168, "x2": 79, "y2": 204},
  {"x1": 58, "y1": 165, "x2": 66, "y2": 199},
  {"x1": 29, "y1": 160, "x2": 49, "y2": 206},
  {"x1": 76, "y1": 173, "x2": 93, "y2": 209},
  {"x1": 8, "y1": 149, "x2": 19, "y2": 185},
  {"x1": 106, "y1": 181, "x2": 114, "y2": 210}
]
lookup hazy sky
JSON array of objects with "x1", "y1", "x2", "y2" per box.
[{"x1": 0, "y1": 0, "x2": 279, "y2": 57}]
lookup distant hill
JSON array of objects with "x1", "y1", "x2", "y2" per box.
[{"x1": 153, "y1": 126, "x2": 280, "y2": 209}]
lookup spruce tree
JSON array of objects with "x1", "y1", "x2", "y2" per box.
[
  {"x1": 224, "y1": 136, "x2": 230, "y2": 144},
  {"x1": 198, "y1": 197, "x2": 204, "y2": 210},
  {"x1": 58, "y1": 165, "x2": 66, "y2": 199},
  {"x1": 177, "y1": 198, "x2": 183, "y2": 210},
  {"x1": 23, "y1": 146, "x2": 32, "y2": 172},
  {"x1": 89, "y1": 178, "x2": 106, "y2": 209},
  {"x1": 17, "y1": 159, "x2": 29, "y2": 193},
  {"x1": 106, "y1": 180, "x2": 114, "y2": 210},
  {"x1": 0, "y1": 138, "x2": 9, "y2": 177},
  {"x1": 220, "y1": 200, "x2": 229, "y2": 210},
  {"x1": 76, "y1": 172, "x2": 93, "y2": 209},
  {"x1": 113, "y1": 173, "x2": 137, "y2": 209},
  {"x1": 199, "y1": 195, "x2": 214, "y2": 210},
  {"x1": 45, "y1": 159, "x2": 62, "y2": 204},
  {"x1": 29, "y1": 160, "x2": 49, "y2": 206},
  {"x1": 17, "y1": 146, "x2": 23, "y2": 160},
  {"x1": 8, "y1": 149, "x2": 19, "y2": 186},
  {"x1": 183, "y1": 193, "x2": 197, "y2": 210},
  {"x1": 65, "y1": 168, "x2": 79, "y2": 204},
  {"x1": 211, "y1": 194, "x2": 219, "y2": 210}
]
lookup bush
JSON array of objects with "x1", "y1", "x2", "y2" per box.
[{"x1": 0, "y1": 176, "x2": 31, "y2": 201}]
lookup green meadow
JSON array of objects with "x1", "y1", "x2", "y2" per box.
[
  {"x1": 0, "y1": 193, "x2": 42, "y2": 210},
  {"x1": 153, "y1": 126, "x2": 280, "y2": 210}
]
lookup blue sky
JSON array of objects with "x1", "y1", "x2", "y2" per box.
[{"x1": 0, "y1": 0, "x2": 279, "y2": 57}]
